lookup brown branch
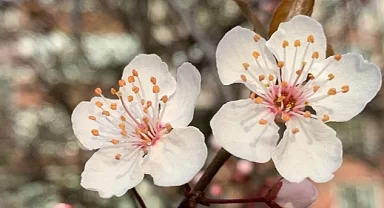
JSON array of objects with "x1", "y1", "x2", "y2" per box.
[
  {"x1": 233, "y1": 0, "x2": 267, "y2": 37},
  {"x1": 131, "y1": 188, "x2": 147, "y2": 208}
]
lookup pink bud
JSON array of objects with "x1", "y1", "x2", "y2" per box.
[
  {"x1": 209, "y1": 184, "x2": 223, "y2": 197},
  {"x1": 273, "y1": 179, "x2": 318, "y2": 208},
  {"x1": 54, "y1": 203, "x2": 72, "y2": 208}
]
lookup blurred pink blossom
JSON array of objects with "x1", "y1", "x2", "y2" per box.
[
  {"x1": 273, "y1": 178, "x2": 318, "y2": 208},
  {"x1": 54, "y1": 203, "x2": 72, "y2": 208},
  {"x1": 209, "y1": 183, "x2": 223, "y2": 197}
]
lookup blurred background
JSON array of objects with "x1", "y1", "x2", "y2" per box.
[{"x1": 0, "y1": 0, "x2": 383, "y2": 207}]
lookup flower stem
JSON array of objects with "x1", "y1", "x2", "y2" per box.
[
  {"x1": 131, "y1": 187, "x2": 147, "y2": 208},
  {"x1": 177, "y1": 148, "x2": 231, "y2": 208},
  {"x1": 201, "y1": 196, "x2": 266, "y2": 205}
]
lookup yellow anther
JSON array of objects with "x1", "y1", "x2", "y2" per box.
[
  {"x1": 118, "y1": 80, "x2": 126, "y2": 87},
  {"x1": 95, "y1": 101, "x2": 103, "y2": 108},
  {"x1": 282, "y1": 114, "x2": 290, "y2": 122},
  {"x1": 341, "y1": 85, "x2": 349, "y2": 93},
  {"x1": 334, "y1": 54, "x2": 342, "y2": 61},
  {"x1": 322, "y1": 114, "x2": 330, "y2": 122},
  {"x1": 118, "y1": 123, "x2": 125, "y2": 130},
  {"x1": 240, "y1": 74, "x2": 247, "y2": 82},
  {"x1": 313, "y1": 85, "x2": 320, "y2": 92},
  {"x1": 143, "y1": 117, "x2": 149, "y2": 124},
  {"x1": 110, "y1": 103, "x2": 117, "y2": 110},
  {"x1": 132, "y1": 69, "x2": 138, "y2": 77},
  {"x1": 328, "y1": 73, "x2": 335, "y2": 80},
  {"x1": 121, "y1": 130, "x2": 127, "y2": 136},
  {"x1": 281, "y1": 81, "x2": 288, "y2": 87},
  {"x1": 88, "y1": 115, "x2": 96, "y2": 120},
  {"x1": 141, "y1": 99, "x2": 145, "y2": 105},
  {"x1": 258, "y1": 75, "x2": 265, "y2": 81},
  {"x1": 161, "y1": 95, "x2": 169, "y2": 103},
  {"x1": 128, "y1": 76, "x2": 135, "y2": 83},
  {"x1": 127, "y1": 95, "x2": 134, "y2": 102},
  {"x1": 143, "y1": 107, "x2": 149, "y2": 113},
  {"x1": 303, "y1": 111, "x2": 311, "y2": 118},
  {"x1": 296, "y1": 69, "x2": 302, "y2": 75},
  {"x1": 277, "y1": 61, "x2": 284, "y2": 68},
  {"x1": 294, "y1": 40, "x2": 301, "y2": 47},
  {"x1": 305, "y1": 101, "x2": 310, "y2": 106},
  {"x1": 259, "y1": 119, "x2": 268, "y2": 125},
  {"x1": 252, "y1": 51, "x2": 260, "y2": 59},
  {"x1": 328, "y1": 88, "x2": 337, "y2": 95},
  {"x1": 111, "y1": 139, "x2": 119, "y2": 145},
  {"x1": 265, "y1": 83, "x2": 270, "y2": 87},
  {"x1": 253, "y1": 34, "x2": 261, "y2": 42},
  {"x1": 242, "y1": 63, "x2": 250, "y2": 70},
  {"x1": 282, "y1": 40, "x2": 289, "y2": 48},
  {"x1": 249, "y1": 92, "x2": 256, "y2": 100},
  {"x1": 132, "y1": 86, "x2": 140, "y2": 94},
  {"x1": 255, "y1": 97, "x2": 264, "y2": 104},
  {"x1": 165, "y1": 123, "x2": 173, "y2": 132},
  {"x1": 277, "y1": 96, "x2": 285, "y2": 102},
  {"x1": 307, "y1": 73, "x2": 314, "y2": 80},
  {"x1": 312, "y1": 51, "x2": 319, "y2": 59},
  {"x1": 115, "y1": 153, "x2": 122, "y2": 160},
  {"x1": 307, "y1": 35, "x2": 315, "y2": 43},
  {"x1": 150, "y1": 77, "x2": 157, "y2": 85},
  {"x1": 110, "y1": 88, "x2": 117, "y2": 95},
  {"x1": 292, "y1": 128, "x2": 299, "y2": 134},
  {"x1": 91, "y1": 129, "x2": 99, "y2": 136},
  {"x1": 153, "y1": 85, "x2": 160, "y2": 93},
  {"x1": 94, "y1": 88, "x2": 102, "y2": 95},
  {"x1": 268, "y1": 74, "x2": 274, "y2": 81},
  {"x1": 102, "y1": 110, "x2": 111, "y2": 116},
  {"x1": 120, "y1": 115, "x2": 126, "y2": 121}
]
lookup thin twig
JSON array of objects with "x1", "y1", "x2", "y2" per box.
[
  {"x1": 233, "y1": 0, "x2": 267, "y2": 37},
  {"x1": 131, "y1": 188, "x2": 147, "y2": 208},
  {"x1": 201, "y1": 196, "x2": 266, "y2": 206}
]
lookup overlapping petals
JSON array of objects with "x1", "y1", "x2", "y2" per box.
[{"x1": 72, "y1": 54, "x2": 207, "y2": 197}]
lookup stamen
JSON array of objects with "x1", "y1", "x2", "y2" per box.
[
  {"x1": 341, "y1": 85, "x2": 349, "y2": 93},
  {"x1": 328, "y1": 88, "x2": 337, "y2": 95},
  {"x1": 303, "y1": 111, "x2": 311, "y2": 118},
  {"x1": 120, "y1": 115, "x2": 126, "y2": 121},
  {"x1": 88, "y1": 115, "x2": 96, "y2": 120},
  {"x1": 281, "y1": 81, "x2": 288, "y2": 87},
  {"x1": 132, "y1": 86, "x2": 140, "y2": 94},
  {"x1": 153, "y1": 85, "x2": 160, "y2": 93},
  {"x1": 91, "y1": 129, "x2": 99, "y2": 136},
  {"x1": 127, "y1": 95, "x2": 134, "y2": 102},
  {"x1": 322, "y1": 114, "x2": 330, "y2": 122},
  {"x1": 150, "y1": 77, "x2": 157, "y2": 85},
  {"x1": 307, "y1": 35, "x2": 315, "y2": 43},
  {"x1": 255, "y1": 97, "x2": 264, "y2": 104},
  {"x1": 328, "y1": 73, "x2": 335, "y2": 80},
  {"x1": 313, "y1": 85, "x2": 320, "y2": 92},
  {"x1": 268, "y1": 74, "x2": 274, "y2": 81},
  {"x1": 128, "y1": 76, "x2": 135, "y2": 83},
  {"x1": 110, "y1": 103, "x2": 117, "y2": 110},
  {"x1": 282, "y1": 40, "x2": 289, "y2": 48},
  {"x1": 141, "y1": 99, "x2": 145, "y2": 105},
  {"x1": 252, "y1": 51, "x2": 260, "y2": 59},
  {"x1": 94, "y1": 88, "x2": 102, "y2": 95},
  {"x1": 242, "y1": 63, "x2": 250, "y2": 70},
  {"x1": 277, "y1": 61, "x2": 284, "y2": 68},
  {"x1": 312, "y1": 51, "x2": 319, "y2": 59},
  {"x1": 249, "y1": 92, "x2": 256, "y2": 100},
  {"x1": 259, "y1": 119, "x2": 268, "y2": 125},
  {"x1": 102, "y1": 110, "x2": 111, "y2": 116},
  {"x1": 118, "y1": 123, "x2": 125, "y2": 130},
  {"x1": 165, "y1": 123, "x2": 173, "y2": 132},
  {"x1": 292, "y1": 128, "x2": 299, "y2": 134},
  {"x1": 240, "y1": 75, "x2": 247, "y2": 81},
  {"x1": 115, "y1": 153, "x2": 122, "y2": 160},
  {"x1": 118, "y1": 80, "x2": 126, "y2": 87},
  {"x1": 111, "y1": 139, "x2": 119, "y2": 145},
  {"x1": 95, "y1": 101, "x2": 103, "y2": 108},
  {"x1": 282, "y1": 114, "x2": 290, "y2": 122},
  {"x1": 161, "y1": 95, "x2": 168, "y2": 103},
  {"x1": 334, "y1": 54, "x2": 342, "y2": 61},
  {"x1": 132, "y1": 69, "x2": 139, "y2": 77},
  {"x1": 294, "y1": 40, "x2": 301, "y2": 47},
  {"x1": 258, "y1": 75, "x2": 265, "y2": 81},
  {"x1": 121, "y1": 130, "x2": 127, "y2": 136},
  {"x1": 111, "y1": 88, "x2": 117, "y2": 95},
  {"x1": 253, "y1": 34, "x2": 261, "y2": 42}
]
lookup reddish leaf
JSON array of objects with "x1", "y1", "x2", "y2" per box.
[{"x1": 268, "y1": 0, "x2": 315, "y2": 38}]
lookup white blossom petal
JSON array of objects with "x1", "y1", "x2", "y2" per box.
[
  {"x1": 143, "y1": 126, "x2": 207, "y2": 186},
  {"x1": 121, "y1": 54, "x2": 177, "y2": 104},
  {"x1": 216, "y1": 26, "x2": 277, "y2": 91},
  {"x1": 275, "y1": 179, "x2": 318, "y2": 208},
  {"x1": 210, "y1": 99, "x2": 279, "y2": 163},
  {"x1": 161, "y1": 62, "x2": 201, "y2": 127},
  {"x1": 272, "y1": 118, "x2": 342, "y2": 183},
  {"x1": 81, "y1": 146, "x2": 144, "y2": 198},
  {"x1": 309, "y1": 53, "x2": 382, "y2": 122},
  {"x1": 267, "y1": 15, "x2": 327, "y2": 85},
  {"x1": 71, "y1": 97, "x2": 125, "y2": 150}
]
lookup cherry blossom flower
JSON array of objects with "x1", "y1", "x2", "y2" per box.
[
  {"x1": 211, "y1": 15, "x2": 382, "y2": 183},
  {"x1": 72, "y1": 54, "x2": 207, "y2": 198}
]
